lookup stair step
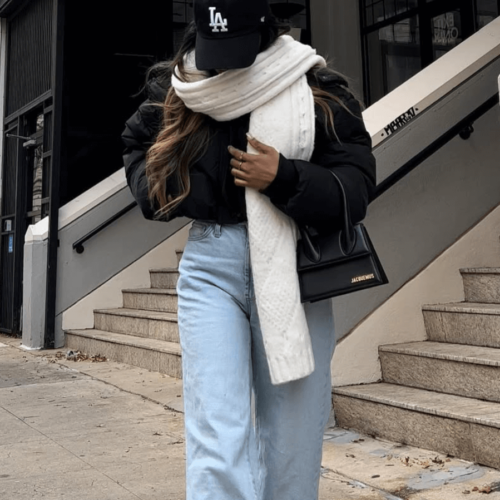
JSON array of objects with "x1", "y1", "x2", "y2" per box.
[
  {"x1": 461, "y1": 268, "x2": 500, "y2": 304},
  {"x1": 333, "y1": 383, "x2": 500, "y2": 469},
  {"x1": 149, "y1": 268, "x2": 180, "y2": 290},
  {"x1": 65, "y1": 329, "x2": 182, "y2": 379},
  {"x1": 94, "y1": 308, "x2": 179, "y2": 343},
  {"x1": 423, "y1": 302, "x2": 500, "y2": 348},
  {"x1": 122, "y1": 288, "x2": 178, "y2": 313},
  {"x1": 380, "y1": 341, "x2": 500, "y2": 402}
]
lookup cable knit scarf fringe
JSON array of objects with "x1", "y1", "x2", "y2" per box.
[{"x1": 172, "y1": 35, "x2": 327, "y2": 385}]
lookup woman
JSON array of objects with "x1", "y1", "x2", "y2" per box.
[{"x1": 121, "y1": 1, "x2": 376, "y2": 498}]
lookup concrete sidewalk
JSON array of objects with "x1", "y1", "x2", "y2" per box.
[{"x1": 2, "y1": 333, "x2": 500, "y2": 500}]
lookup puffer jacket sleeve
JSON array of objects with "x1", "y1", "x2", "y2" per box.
[
  {"x1": 260, "y1": 71, "x2": 376, "y2": 233},
  {"x1": 121, "y1": 78, "x2": 170, "y2": 221}
]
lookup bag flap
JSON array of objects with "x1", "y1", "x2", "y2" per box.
[{"x1": 297, "y1": 224, "x2": 373, "y2": 271}]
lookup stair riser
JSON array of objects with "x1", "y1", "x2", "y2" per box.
[
  {"x1": 176, "y1": 251, "x2": 183, "y2": 266},
  {"x1": 65, "y1": 333, "x2": 182, "y2": 379},
  {"x1": 463, "y1": 274, "x2": 500, "y2": 304},
  {"x1": 94, "y1": 313, "x2": 179, "y2": 343},
  {"x1": 150, "y1": 272, "x2": 179, "y2": 290},
  {"x1": 381, "y1": 351, "x2": 500, "y2": 403},
  {"x1": 123, "y1": 292, "x2": 178, "y2": 313},
  {"x1": 333, "y1": 394, "x2": 500, "y2": 469},
  {"x1": 423, "y1": 310, "x2": 500, "y2": 348}
]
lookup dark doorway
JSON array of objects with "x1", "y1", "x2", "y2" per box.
[{"x1": 61, "y1": 1, "x2": 173, "y2": 207}]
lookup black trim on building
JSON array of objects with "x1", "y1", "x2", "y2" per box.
[{"x1": 360, "y1": 0, "x2": 500, "y2": 104}]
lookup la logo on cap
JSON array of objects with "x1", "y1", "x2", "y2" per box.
[{"x1": 209, "y1": 6, "x2": 228, "y2": 32}]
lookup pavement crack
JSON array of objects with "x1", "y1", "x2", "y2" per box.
[{"x1": 321, "y1": 465, "x2": 405, "y2": 500}]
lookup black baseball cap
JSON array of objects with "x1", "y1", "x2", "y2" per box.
[{"x1": 194, "y1": 0, "x2": 270, "y2": 71}]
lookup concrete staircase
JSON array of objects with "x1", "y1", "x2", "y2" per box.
[
  {"x1": 65, "y1": 251, "x2": 183, "y2": 379},
  {"x1": 67, "y1": 249, "x2": 500, "y2": 468},
  {"x1": 333, "y1": 267, "x2": 500, "y2": 469}
]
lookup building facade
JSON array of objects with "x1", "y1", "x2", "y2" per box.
[{"x1": 0, "y1": 0, "x2": 498, "y2": 342}]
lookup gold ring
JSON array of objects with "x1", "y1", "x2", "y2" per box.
[{"x1": 239, "y1": 161, "x2": 243, "y2": 170}]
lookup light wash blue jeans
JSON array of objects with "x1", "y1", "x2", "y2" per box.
[{"x1": 177, "y1": 220, "x2": 337, "y2": 500}]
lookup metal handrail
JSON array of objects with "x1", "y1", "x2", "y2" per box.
[
  {"x1": 71, "y1": 90, "x2": 500, "y2": 254},
  {"x1": 374, "y1": 93, "x2": 499, "y2": 200},
  {"x1": 72, "y1": 201, "x2": 137, "y2": 254}
]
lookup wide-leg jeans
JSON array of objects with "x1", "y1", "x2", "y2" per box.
[{"x1": 177, "y1": 220, "x2": 337, "y2": 500}]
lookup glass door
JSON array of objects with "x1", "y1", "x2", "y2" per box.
[
  {"x1": 25, "y1": 107, "x2": 49, "y2": 226},
  {"x1": 0, "y1": 105, "x2": 49, "y2": 335}
]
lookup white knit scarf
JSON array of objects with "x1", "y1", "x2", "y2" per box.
[{"x1": 172, "y1": 35, "x2": 326, "y2": 385}]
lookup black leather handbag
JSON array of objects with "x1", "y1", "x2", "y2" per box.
[{"x1": 297, "y1": 170, "x2": 388, "y2": 303}]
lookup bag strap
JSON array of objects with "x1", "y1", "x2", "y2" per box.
[
  {"x1": 298, "y1": 169, "x2": 356, "y2": 261},
  {"x1": 329, "y1": 170, "x2": 356, "y2": 254}
]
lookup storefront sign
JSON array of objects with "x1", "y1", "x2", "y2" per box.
[
  {"x1": 433, "y1": 13, "x2": 459, "y2": 45},
  {"x1": 383, "y1": 106, "x2": 417, "y2": 137}
]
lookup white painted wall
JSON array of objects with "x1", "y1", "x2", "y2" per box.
[
  {"x1": 332, "y1": 202, "x2": 500, "y2": 387},
  {"x1": 25, "y1": 168, "x2": 129, "y2": 240},
  {"x1": 22, "y1": 164, "x2": 189, "y2": 348},
  {"x1": 62, "y1": 224, "x2": 191, "y2": 331},
  {"x1": 329, "y1": 20, "x2": 500, "y2": 342}
]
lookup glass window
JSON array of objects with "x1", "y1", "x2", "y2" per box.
[
  {"x1": 31, "y1": 113, "x2": 44, "y2": 224},
  {"x1": 364, "y1": 0, "x2": 418, "y2": 27},
  {"x1": 432, "y1": 10, "x2": 463, "y2": 61},
  {"x1": 476, "y1": 0, "x2": 499, "y2": 28},
  {"x1": 367, "y1": 15, "x2": 421, "y2": 103}
]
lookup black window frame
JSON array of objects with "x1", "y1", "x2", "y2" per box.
[{"x1": 360, "y1": 0, "x2": 500, "y2": 104}]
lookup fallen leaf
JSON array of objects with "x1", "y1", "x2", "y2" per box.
[
  {"x1": 478, "y1": 486, "x2": 492, "y2": 494},
  {"x1": 91, "y1": 354, "x2": 107, "y2": 363}
]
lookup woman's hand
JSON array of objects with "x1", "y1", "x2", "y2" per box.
[{"x1": 228, "y1": 135, "x2": 279, "y2": 192}]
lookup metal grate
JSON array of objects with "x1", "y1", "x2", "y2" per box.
[{"x1": 6, "y1": 0, "x2": 53, "y2": 116}]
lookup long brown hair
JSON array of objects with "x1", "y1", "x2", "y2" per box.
[{"x1": 144, "y1": 19, "x2": 360, "y2": 220}]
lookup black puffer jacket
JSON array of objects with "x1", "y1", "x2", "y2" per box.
[{"x1": 121, "y1": 67, "x2": 376, "y2": 233}]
